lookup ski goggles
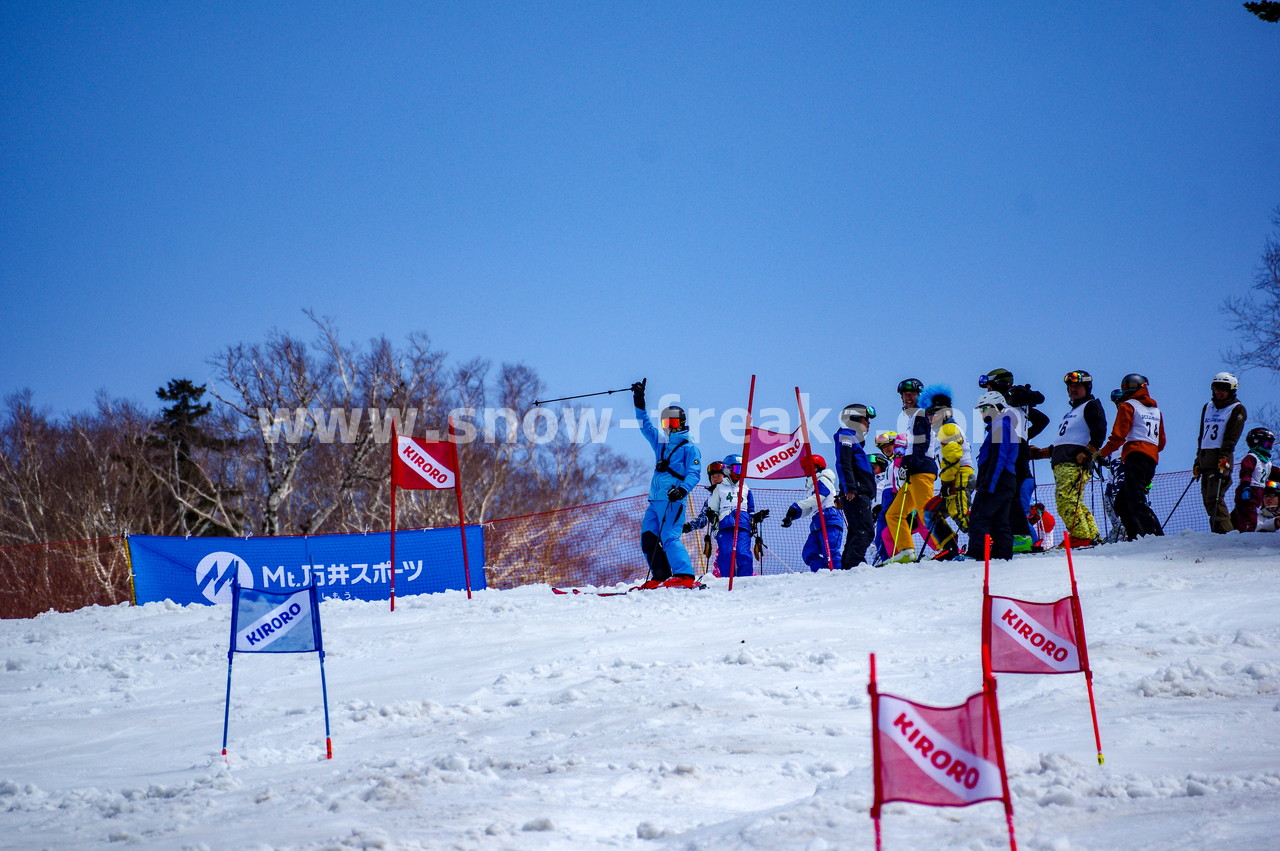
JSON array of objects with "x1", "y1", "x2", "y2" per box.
[
  {"x1": 1063, "y1": 371, "x2": 1092, "y2": 385},
  {"x1": 728, "y1": 463, "x2": 743, "y2": 476},
  {"x1": 1109, "y1": 389, "x2": 1128, "y2": 403},
  {"x1": 661, "y1": 417, "x2": 683, "y2": 430},
  {"x1": 978, "y1": 373, "x2": 1012, "y2": 389},
  {"x1": 896, "y1": 380, "x2": 923, "y2": 394}
]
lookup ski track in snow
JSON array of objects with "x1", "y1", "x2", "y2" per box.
[{"x1": 1, "y1": 531, "x2": 1279, "y2": 850}]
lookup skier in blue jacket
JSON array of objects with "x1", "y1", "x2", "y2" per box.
[
  {"x1": 834, "y1": 403, "x2": 877, "y2": 568},
  {"x1": 968, "y1": 390, "x2": 1021, "y2": 561},
  {"x1": 632, "y1": 380, "x2": 703, "y2": 588}
]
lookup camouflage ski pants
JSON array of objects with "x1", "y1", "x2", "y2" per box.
[{"x1": 1053, "y1": 462, "x2": 1100, "y2": 542}]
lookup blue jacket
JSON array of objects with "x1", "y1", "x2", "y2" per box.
[
  {"x1": 637, "y1": 406, "x2": 702, "y2": 501},
  {"x1": 976, "y1": 410, "x2": 1020, "y2": 492},
  {"x1": 834, "y1": 427, "x2": 876, "y2": 498}
]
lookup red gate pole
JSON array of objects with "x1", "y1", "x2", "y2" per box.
[
  {"x1": 1065, "y1": 534, "x2": 1104, "y2": 764},
  {"x1": 796, "y1": 387, "x2": 836, "y2": 571},
  {"x1": 449, "y1": 416, "x2": 474, "y2": 600},
  {"x1": 867, "y1": 653, "x2": 884, "y2": 851},
  {"x1": 728, "y1": 375, "x2": 757, "y2": 591},
  {"x1": 389, "y1": 419, "x2": 398, "y2": 612}
]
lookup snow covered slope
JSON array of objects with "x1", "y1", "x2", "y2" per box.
[{"x1": 2, "y1": 531, "x2": 1278, "y2": 850}]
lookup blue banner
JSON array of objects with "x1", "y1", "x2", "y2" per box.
[{"x1": 129, "y1": 527, "x2": 485, "y2": 606}]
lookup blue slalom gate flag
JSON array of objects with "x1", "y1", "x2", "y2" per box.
[
  {"x1": 231, "y1": 585, "x2": 322, "y2": 654},
  {"x1": 223, "y1": 581, "x2": 333, "y2": 760}
]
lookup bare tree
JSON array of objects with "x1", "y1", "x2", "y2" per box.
[
  {"x1": 206, "y1": 328, "x2": 332, "y2": 536},
  {"x1": 1223, "y1": 206, "x2": 1280, "y2": 431}
]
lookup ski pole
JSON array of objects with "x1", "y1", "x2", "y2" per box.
[
  {"x1": 533, "y1": 384, "x2": 638, "y2": 406},
  {"x1": 759, "y1": 539, "x2": 800, "y2": 573},
  {"x1": 1161, "y1": 475, "x2": 1196, "y2": 530},
  {"x1": 914, "y1": 501, "x2": 947, "y2": 563}
]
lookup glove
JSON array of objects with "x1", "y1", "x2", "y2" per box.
[
  {"x1": 1191, "y1": 461, "x2": 1201, "y2": 480},
  {"x1": 682, "y1": 522, "x2": 692, "y2": 534},
  {"x1": 702, "y1": 535, "x2": 713, "y2": 558},
  {"x1": 1075, "y1": 451, "x2": 1090, "y2": 466},
  {"x1": 781, "y1": 506, "x2": 801, "y2": 528},
  {"x1": 1217, "y1": 457, "x2": 1231, "y2": 476},
  {"x1": 631, "y1": 379, "x2": 646, "y2": 409},
  {"x1": 1240, "y1": 487, "x2": 1253, "y2": 503},
  {"x1": 667, "y1": 485, "x2": 687, "y2": 502},
  {"x1": 750, "y1": 509, "x2": 770, "y2": 524},
  {"x1": 1030, "y1": 445, "x2": 1051, "y2": 460},
  {"x1": 704, "y1": 506, "x2": 717, "y2": 522}
]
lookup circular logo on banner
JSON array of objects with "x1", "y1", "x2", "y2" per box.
[{"x1": 194, "y1": 551, "x2": 254, "y2": 604}]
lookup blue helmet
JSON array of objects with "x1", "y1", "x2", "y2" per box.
[{"x1": 721, "y1": 453, "x2": 743, "y2": 478}]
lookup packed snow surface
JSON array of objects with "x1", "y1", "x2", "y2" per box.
[{"x1": 2, "y1": 531, "x2": 1279, "y2": 850}]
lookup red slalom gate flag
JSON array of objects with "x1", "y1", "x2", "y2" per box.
[
  {"x1": 868, "y1": 654, "x2": 1016, "y2": 850},
  {"x1": 984, "y1": 595, "x2": 1085, "y2": 675},
  {"x1": 392, "y1": 433, "x2": 459, "y2": 490},
  {"x1": 388, "y1": 420, "x2": 473, "y2": 609},
  {"x1": 980, "y1": 534, "x2": 1104, "y2": 765},
  {"x1": 743, "y1": 425, "x2": 807, "y2": 479}
]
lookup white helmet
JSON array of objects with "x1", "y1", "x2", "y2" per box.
[
  {"x1": 1212, "y1": 372, "x2": 1238, "y2": 390},
  {"x1": 975, "y1": 391, "x2": 1006, "y2": 411}
]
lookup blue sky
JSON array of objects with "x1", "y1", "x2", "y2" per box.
[{"x1": 3, "y1": 2, "x2": 1277, "y2": 471}]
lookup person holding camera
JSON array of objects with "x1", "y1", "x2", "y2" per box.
[{"x1": 979, "y1": 368, "x2": 1049, "y2": 551}]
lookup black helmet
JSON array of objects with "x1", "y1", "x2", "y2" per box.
[
  {"x1": 659, "y1": 405, "x2": 687, "y2": 432},
  {"x1": 896, "y1": 378, "x2": 924, "y2": 394},
  {"x1": 1114, "y1": 374, "x2": 1148, "y2": 401},
  {"x1": 841, "y1": 403, "x2": 876, "y2": 427},
  {"x1": 1064, "y1": 370, "x2": 1093, "y2": 391},
  {"x1": 979, "y1": 368, "x2": 1013, "y2": 390},
  {"x1": 1246, "y1": 427, "x2": 1275, "y2": 450}
]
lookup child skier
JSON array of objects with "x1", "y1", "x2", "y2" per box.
[
  {"x1": 1231, "y1": 428, "x2": 1274, "y2": 533},
  {"x1": 782, "y1": 454, "x2": 843, "y2": 572},
  {"x1": 686, "y1": 454, "x2": 758, "y2": 577}
]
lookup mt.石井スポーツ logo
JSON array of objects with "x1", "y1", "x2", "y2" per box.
[{"x1": 195, "y1": 551, "x2": 254, "y2": 604}]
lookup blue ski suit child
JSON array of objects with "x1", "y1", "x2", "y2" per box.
[
  {"x1": 689, "y1": 475, "x2": 757, "y2": 577},
  {"x1": 783, "y1": 455, "x2": 844, "y2": 572}
]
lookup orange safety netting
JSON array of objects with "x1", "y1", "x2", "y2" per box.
[{"x1": 0, "y1": 468, "x2": 1230, "y2": 617}]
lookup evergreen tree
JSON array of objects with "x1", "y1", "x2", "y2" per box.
[
  {"x1": 1244, "y1": 2, "x2": 1280, "y2": 23},
  {"x1": 151, "y1": 379, "x2": 243, "y2": 536}
]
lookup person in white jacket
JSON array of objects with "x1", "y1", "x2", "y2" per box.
[{"x1": 782, "y1": 454, "x2": 844, "y2": 572}]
